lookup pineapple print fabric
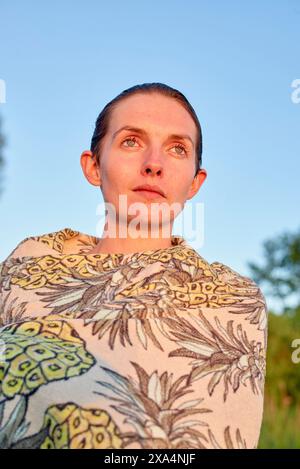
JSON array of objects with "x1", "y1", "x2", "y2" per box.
[{"x1": 0, "y1": 227, "x2": 268, "y2": 449}]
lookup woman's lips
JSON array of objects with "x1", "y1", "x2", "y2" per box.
[{"x1": 133, "y1": 189, "x2": 165, "y2": 200}]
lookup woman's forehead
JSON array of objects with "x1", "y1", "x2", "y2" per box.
[{"x1": 110, "y1": 94, "x2": 197, "y2": 137}]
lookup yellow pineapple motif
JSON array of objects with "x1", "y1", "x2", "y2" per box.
[
  {"x1": 40, "y1": 403, "x2": 122, "y2": 449},
  {"x1": 10, "y1": 255, "x2": 104, "y2": 289},
  {"x1": 0, "y1": 315, "x2": 96, "y2": 399}
]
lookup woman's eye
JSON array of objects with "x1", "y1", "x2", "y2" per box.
[
  {"x1": 171, "y1": 144, "x2": 187, "y2": 156},
  {"x1": 121, "y1": 137, "x2": 187, "y2": 156},
  {"x1": 122, "y1": 136, "x2": 139, "y2": 148}
]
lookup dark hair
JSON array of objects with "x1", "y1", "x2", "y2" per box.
[{"x1": 90, "y1": 82, "x2": 202, "y2": 177}]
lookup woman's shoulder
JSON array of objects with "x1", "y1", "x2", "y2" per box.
[
  {"x1": 210, "y1": 260, "x2": 261, "y2": 288},
  {"x1": 0, "y1": 227, "x2": 75, "y2": 263},
  {"x1": 209, "y1": 259, "x2": 268, "y2": 335}
]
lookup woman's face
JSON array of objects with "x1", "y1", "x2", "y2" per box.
[{"x1": 82, "y1": 92, "x2": 207, "y2": 228}]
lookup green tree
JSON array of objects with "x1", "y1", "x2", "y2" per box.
[
  {"x1": 247, "y1": 227, "x2": 300, "y2": 312},
  {"x1": 258, "y1": 307, "x2": 300, "y2": 448},
  {"x1": 249, "y1": 227, "x2": 300, "y2": 448}
]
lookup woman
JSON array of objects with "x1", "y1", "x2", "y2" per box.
[{"x1": 0, "y1": 83, "x2": 268, "y2": 449}]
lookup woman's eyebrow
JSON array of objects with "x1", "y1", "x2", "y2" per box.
[{"x1": 112, "y1": 125, "x2": 194, "y2": 149}]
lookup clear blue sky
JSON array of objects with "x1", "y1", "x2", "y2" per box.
[{"x1": 0, "y1": 0, "x2": 299, "y2": 312}]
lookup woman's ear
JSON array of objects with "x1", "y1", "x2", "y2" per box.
[
  {"x1": 80, "y1": 150, "x2": 102, "y2": 187},
  {"x1": 186, "y1": 168, "x2": 207, "y2": 200}
]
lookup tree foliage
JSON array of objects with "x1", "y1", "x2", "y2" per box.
[
  {"x1": 248, "y1": 227, "x2": 300, "y2": 447},
  {"x1": 247, "y1": 227, "x2": 300, "y2": 310}
]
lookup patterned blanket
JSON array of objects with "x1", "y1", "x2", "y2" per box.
[{"x1": 0, "y1": 227, "x2": 268, "y2": 449}]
